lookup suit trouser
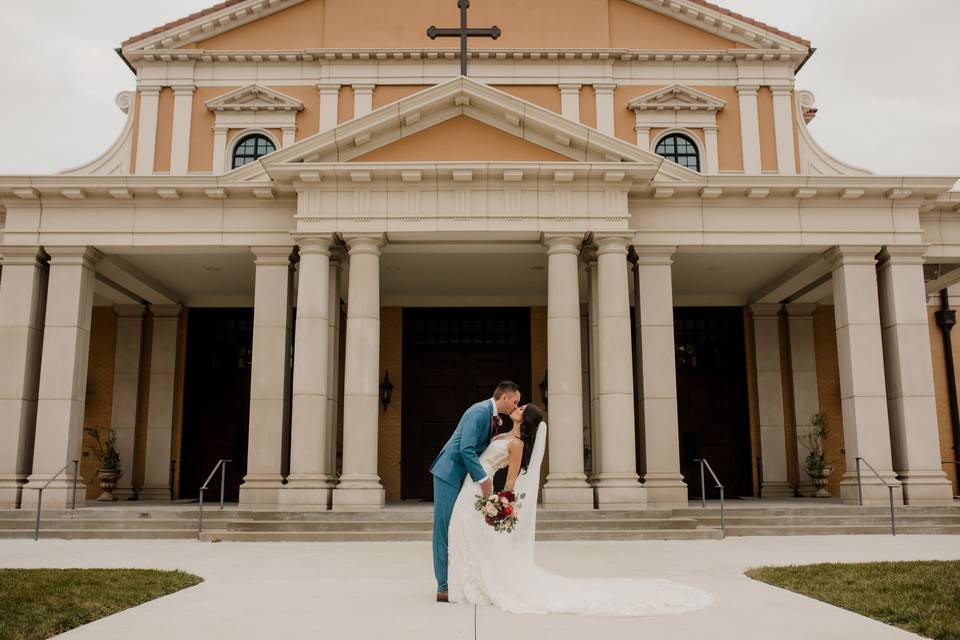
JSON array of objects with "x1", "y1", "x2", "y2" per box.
[{"x1": 432, "y1": 475, "x2": 461, "y2": 591}]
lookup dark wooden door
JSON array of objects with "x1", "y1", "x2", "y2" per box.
[
  {"x1": 674, "y1": 307, "x2": 752, "y2": 498},
  {"x1": 179, "y1": 308, "x2": 253, "y2": 501},
  {"x1": 401, "y1": 308, "x2": 531, "y2": 501}
]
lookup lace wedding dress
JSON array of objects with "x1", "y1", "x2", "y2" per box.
[{"x1": 447, "y1": 424, "x2": 714, "y2": 616}]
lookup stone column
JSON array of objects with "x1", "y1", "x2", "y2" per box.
[
  {"x1": 749, "y1": 303, "x2": 793, "y2": 497},
  {"x1": 559, "y1": 84, "x2": 582, "y2": 123},
  {"x1": 771, "y1": 85, "x2": 797, "y2": 175},
  {"x1": 824, "y1": 246, "x2": 901, "y2": 505},
  {"x1": 169, "y1": 84, "x2": 195, "y2": 175},
  {"x1": 634, "y1": 126, "x2": 651, "y2": 151},
  {"x1": 736, "y1": 84, "x2": 762, "y2": 174},
  {"x1": 593, "y1": 84, "x2": 616, "y2": 136},
  {"x1": 282, "y1": 237, "x2": 335, "y2": 508},
  {"x1": 110, "y1": 305, "x2": 145, "y2": 500},
  {"x1": 22, "y1": 247, "x2": 103, "y2": 508},
  {"x1": 592, "y1": 234, "x2": 644, "y2": 508},
  {"x1": 353, "y1": 85, "x2": 375, "y2": 118},
  {"x1": 585, "y1": 252, "x2": 602, "y2": 483},
  {"x1": 634, "y1": 246, "x2": 687, "y2": 506},
  {"x1": 325, "y1": 255, "x2": 343, "y2": 478},
  {"x1": 318, "y1": 84, "x2": 341, "y2": 133},
  {"x1": 140, "y1": 304, "x2": 182, "y2": 500},
  {"x1": 281, "y1": 126, "x2": 297, "y2": 149},
  {"x1": 0, "y1": 248, "x2": 48, "y2": 508},
  {"x1": 212, "y1": 126, "x2": 229, "y2": 174},
  {"x1": 877, "y1": 246, "x2": 954, "y2": 504},
  {"x1": 240, "y1": 246, "x2": 295, "y2": 507},
  {"x1": 135, "y1": 86, "x2": 160, "y2": 175},
  {"x1": 332, "y1": 235, "x2": 385, "y2": 510},
  {"x1": 541, "y1": 235, "x2": 593, "y2": 508},
  {"x1": 784, "y1": 303, "x2": 821, "y2": 497}
]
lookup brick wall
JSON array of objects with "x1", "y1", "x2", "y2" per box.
[
  {"x1": 812, "y1": 305, "x2": 847, "y2": 496},
  {"x1": 378, "y1": 307, "x2": 403, "y2": 501},
  {"x1": 81, "y1": 307, "x2": 118, "y2": 499},
  {"x1": 928, "y1": 305, "x2": 960, "y2": 495}
]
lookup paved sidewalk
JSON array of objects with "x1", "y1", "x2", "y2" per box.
[{"x1": 2, "y1": 536, "x2": 957, "y2": 639}]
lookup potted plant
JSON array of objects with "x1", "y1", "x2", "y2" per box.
[
  {"x1": 84, "y1": 427, "x2": 123, "y2": 501},
  {"x1": 802, "y1": 412, "x2": 832, "y2": 497}
]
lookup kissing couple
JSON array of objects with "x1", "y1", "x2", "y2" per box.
[{"x1": 429, "y1": 380, "x2": 714, "y2": 616}]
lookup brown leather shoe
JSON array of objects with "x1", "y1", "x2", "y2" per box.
[{"x1": 436, "y1": 591, "x2": 449, "y2": 603}]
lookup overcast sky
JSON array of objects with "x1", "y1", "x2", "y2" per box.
[{"x1": 2, "y1": 0, "x2": 958, "y2": 178}]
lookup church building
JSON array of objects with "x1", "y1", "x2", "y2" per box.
[{"x1": 1, "y1": 0, "x2": 958, "y2": 513}]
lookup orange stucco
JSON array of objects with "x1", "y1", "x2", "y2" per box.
[
  {"x1": 702, "y1": 85, "x2": 743, "y2": 172},
  {"x1": 351, "y1": 115, "x2": 572, "y2": 162},
  {"x1": 372, "y1": 85, "x2": 431, "y2": 111},
  {"x1": 192, "y1": 0, "x2": 745, "y2": 52},
  {"x1": 153, "y1": 88, "x2": 175, "y2": 173},
  {"x1": 613, "y1": 86, "x2": 661, "y2": 144},
  {"x1": 188, "y1": 86, "x2": 232, "y2": 173},
  {"x1": 757, "y1": 87, "x2": 777, "y2": 173},
  {"x1": 273, "y1": 85, "x2": 322, "y2": 141},
  {"x1": 495, "y1": 85, "x2": 562, "y2": 114}
]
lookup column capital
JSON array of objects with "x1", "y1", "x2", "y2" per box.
[
  {"x1": 113, "y1": 304, "x2": 147, "y2": 318},
  {"x1": 592, "y1": 83, "x2": 617, "y2": 93},
  {"x1": 343, "y1": 234, "x2": 385, "y2": 256},
  {"x1": 770, "y1": 84, "x2": 794, "y2": 96},
  {"x1": 252, "y1": 244, "x2": 297, "y2": 265},
  {"x1": 558, "y1": 83, "x2": 583, "y2": 93},
  {"x1": 149, "y1": 304, "x2": 182, "y2": 318},
  {"x1": 702, "y1": 124, "x2": 719, "y2": 133},
  {"x1": 749, "y1": 303, "x2": 782, "y2": 318},
  {"x1": 632, "y1": 244, "x2": 676, "y2": 265},
  {"x1": 138, "y1": 85, "x2": 162, "y2": 97},
  {"x1": 292, "y1": 235, "x2": 335, "y2": 256},
  {"x1": 0, "y1": 246, "x2": 48, "y2": 266},
  {"x1": 593, "y1": 233, "x2": 633, "y2": 256},
  {"x1": 634, "y1": 124, "x2": 651, "y2": 133},
  {"x1": 823, "y1": 245, "x2": 881, "y2": 269},
  {"x1": 317, "y1": 83, "x2": 342, "y2": 95},
  {"x1": 783, "y1": 302, "x2": 818, "y2": 317},
  {"x1": 543, "y1": 234, "x2": 583, "y2": 255},
  {"x1": 171, "y1": 84, "x2": 196, "y2": 94},
  {"x1": 351, "y1": 84, "x2": 375, "y2": 94},
  {"x1": 44, "y1": 246, "x2": 104, "y2": 267},
  {"x1": 877, "y1": 244, "x2": 929, "y2": 267},
  {"x1": 736, "y1": 84, "x2": 760, "y2": 96}
]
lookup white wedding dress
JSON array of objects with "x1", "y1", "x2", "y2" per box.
[{"x1": 447, "y1": 423, "x2": 714, "y2": 616}]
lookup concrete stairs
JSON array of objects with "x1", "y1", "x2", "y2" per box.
[{"x1": 0, "y1": 502, "x2": 957, "y2": 541}]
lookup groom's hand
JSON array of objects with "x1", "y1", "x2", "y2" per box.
[{"x1": 481, "y1": 478, "x2": 493, "y2": 498}]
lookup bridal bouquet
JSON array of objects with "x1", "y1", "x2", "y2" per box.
[{"x1": 474, "y1": 490, "x2": 526, "y2": 533}]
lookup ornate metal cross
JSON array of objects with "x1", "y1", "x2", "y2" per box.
[{"x1": 427, "y1": 0, "x2": 501, "y2": 76}]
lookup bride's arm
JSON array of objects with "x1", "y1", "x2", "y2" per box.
[{"x1": 503, "y1": 440, "x2": 524, "y2": 492}]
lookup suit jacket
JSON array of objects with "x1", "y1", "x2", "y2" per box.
[{"x1": 429, "y1": 399, "x2": 494, "y2": 488}]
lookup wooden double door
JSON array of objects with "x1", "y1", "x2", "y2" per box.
[{"x1": 401, "y1": 308, "x2": 532, "y2": 501}]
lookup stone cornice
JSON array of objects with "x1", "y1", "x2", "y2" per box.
[
  {"x1": 628, "y1": 84, "x2": 726, "y2": 112},
  {"x1": 205, "y1": 84, "x2": 304, "y2": 112}
]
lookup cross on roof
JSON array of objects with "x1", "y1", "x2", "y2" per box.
[{"x1": 427, "y1": 0, "x2": 501, "y2": 77}]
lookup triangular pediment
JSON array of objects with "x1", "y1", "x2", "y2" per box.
[
  {"x1": 228, "y1": 77, "x2": 686, "y2": 183},
  {"x1": 204, "y1": 84, "x2": 303, "y2": 112},
  {"x1": 628, "y1": 84, "x2": 726, "y2": 112}
]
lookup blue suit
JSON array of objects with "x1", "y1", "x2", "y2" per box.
[{"x1": 430, "y1": 399, "x2": 494, "y2": 592}]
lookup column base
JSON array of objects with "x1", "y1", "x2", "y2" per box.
[
  {"x1": 641, "y1": 473, "x2": 689, "y2": 507},
  {"x1": 239, "y1": 475, "x2": 286, "y2": 507},
  {"x1": 20, "y1": 476, "x2": 87, "y2": 509},
  {"x1": 760, "y1": 480, "x2": 794, "y2": 498},
  {"x1": 112, "y1": 487, "x2": 138, "y2": 501},
  {"x1": 839, "y1": 472, "x2": 903, "y2": 506},
  {"x1": 542, "y1": 475, "x2": 594, "y2": 510},
  {"x1": 138, "y1": 486, "x2": 172, "y2": 501},
  {"x1": 332, "y1": 475, "x2": 384, "y2": 511},
  {"x1": 0, "y1": 475, "x2": 27, "y2": 509},
  {"x1": 279, "y1": 476, "x2": 337, "y2": 510},
  {"x1": 593, "y1": 473, "x2": 646, "y2": 509},
  {"x1": 898, "y1": 471, "x2": 955, "y2": 506}
]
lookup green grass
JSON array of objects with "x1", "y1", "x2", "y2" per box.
[
  {"x1": 746, "y1": 560, "x2": 960, "y2": 640},
  {"x1": 0, "y1": 568, "x2": 203, "y2": 640}
]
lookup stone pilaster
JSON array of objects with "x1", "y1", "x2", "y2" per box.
[
  {"x1": 736, "y1": 84, "x2": 761, "y2": 174},
  {"x1": 110, "y1": 304, "x2": 146, "y2": 500},
  {"x1": 592, "y1": 234, "x2": 645, "y2": 508},
  {"x1": 353, "y1": 85, "x2": 375, "y2": 118},
  {"x1": 784, "y1": 303, "x2": 821, "y2": 497},
  {"x1": 139, "y1": 304, "x2": 182, "y2": 500},
  {"x1": 559, "y1": 84, "x2": 582, "y2": 123},
  {"x1": 824, "y1": 246, "x2": 901, "y2": 505},
  {"x1": 541, "y1": 235, "x2": 593, "y2": 509},
  {"x1": 318, "y1": 84, "x2": 341, "y2": 133},
  {"x1": 22, "y1": 247, "x2": 103, "y2": 508},
  {"x1": 0, "y1": 248, "x2": 48, "y2": 508},
  {"x1": 332, "y1": 235, "x2": 385, "y2": 510},
  {"x1": 240, "y1": 246, "x2": 295, "y2": 507},
  {"x1": 634, "y1": 246, "x2": 687, "y2": 506},
  {"x1": 593, "y1": 84, "x2": 616, "y2": 136},
  {"x1": 877, "y1": 246, "x2": 954, "y2": 505}
]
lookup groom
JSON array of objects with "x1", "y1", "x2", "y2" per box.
[{"x1": 430, "y1": 380, "x2": 521, "y2": 603}]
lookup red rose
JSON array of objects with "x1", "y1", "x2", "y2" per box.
[{"x1": 502, "y1": 506, "x2": 512, "y2": 516}]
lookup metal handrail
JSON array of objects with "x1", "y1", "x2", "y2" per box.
[
  {"x1": 694, "y1": 458, "x2": 725, "y2": 537},
  {"x1": 197, "y1": 459, "x2": 231, "y2": 539},
  {"x1": 27, "y1": 460, "x2": 80, "y2": 541},
  {"x1": 855, "y1": 457, "x2": 901, "y2": 536}
]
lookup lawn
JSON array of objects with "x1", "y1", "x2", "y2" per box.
[
  {"x1": 746, "y1": 560, "x2": 960, "y2": 640},
  {"x1": 0, "y1": 568, "x2": 203, "y2": 640}
]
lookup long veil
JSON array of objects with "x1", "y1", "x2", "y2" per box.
[{"x1": 510, "y1": 421, "x2": 546, "y2": 558}]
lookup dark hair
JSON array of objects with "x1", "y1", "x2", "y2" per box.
[
  {"x1": 517, "y1": 404, "x2": 543, "y2": 473},
  {"x1": 493, "y1": 380, "x2": 520, "y2": 400}
]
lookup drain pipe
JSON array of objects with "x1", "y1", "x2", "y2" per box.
[{"x1": 934, "y1": 288, "x2": 960, "y2": 493}]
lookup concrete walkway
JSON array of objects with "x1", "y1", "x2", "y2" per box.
[{"x1": 2, "y1": 536, "x2": 957, "y2": 639}]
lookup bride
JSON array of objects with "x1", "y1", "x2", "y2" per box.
[{"x1": 446, "y1": 403, "x2": 714, "y2": 616}]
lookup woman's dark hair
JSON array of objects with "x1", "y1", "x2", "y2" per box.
[{"x1": 518, "y1": 404, "x2": 543, "y2": 473}]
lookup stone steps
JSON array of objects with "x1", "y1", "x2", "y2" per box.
[{"x1": 723, "y1": 524, "x2": 960, "y2": 536}]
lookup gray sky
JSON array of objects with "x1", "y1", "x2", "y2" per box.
[{"x1": 2, "y1": 0, "x2": 958, "y2": 178}]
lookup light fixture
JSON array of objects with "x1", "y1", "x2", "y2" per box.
[
  {"x1": 539, "y1": 371, "x2": 548, "y2": 409},
  {"x1": 379, "y1": 371, "x2": 395, "y2": 412}
]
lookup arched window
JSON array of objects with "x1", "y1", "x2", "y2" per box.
[
  {"x1": 655, "y1": 133, "x2": 700, "y2": 172},
  {"x1": 231, "y1": 133, "x2": 277, "y2": 169}
]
